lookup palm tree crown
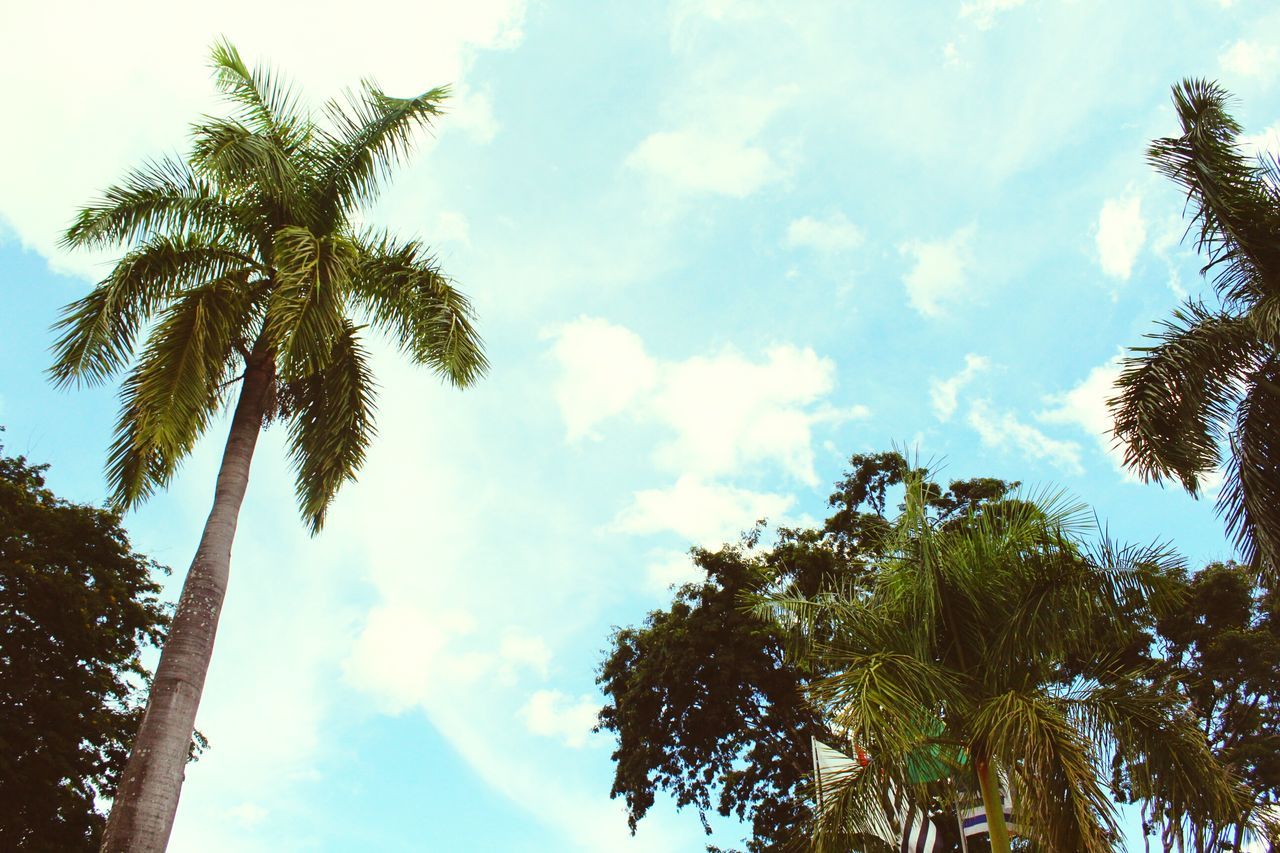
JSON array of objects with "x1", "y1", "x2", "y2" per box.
[
  {"x1": 51, "y1": 39, "x2": 487, "y2": 531},
  {"x1": 754, "y1": 473, "x2": 1244, "y2": 852},
  {"x1": 1111, "y1": 78, "x2": 1280, "y2": 580}
]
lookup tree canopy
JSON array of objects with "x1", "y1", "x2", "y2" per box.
[
  {"x1": 597, "y1": 453, "x2": 1017, "y2": 852},
  {"x1": 0, "y1": 440, "x2": 170, "y2": 850}
]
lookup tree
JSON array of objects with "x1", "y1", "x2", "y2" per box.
[
  {"x1": 0, "y1": 439, "x2": 168, "y2": 850},
  {"x1": 754, "y1": 469, "x2": 1244, "y2": 853},
  {"x1": 1110, "y1": 78, "x2": 1280, "y2": 582},
  {"x1": 1147, "y1": 562, "x2": 1280, "y2": 852},
  {"x1": 51, "y1": 41, "x2": 487, "y2": 850},
  {"x1": 597, "y1": 453, "x2": 1015, "y2": 852}
]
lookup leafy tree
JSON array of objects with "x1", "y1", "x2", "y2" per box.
[
  {"x1": 1110, "y1": 78, "x2": 1280, "y2": 582},
  {"x1": 597, "y1": 453, "x2": 1014, "y2": 852},
  {"x1": 0, "y1": 440, "x2": 167, "y2": 850},
  {"x1": 1146, "y1": 562, "x2": 1280, "y2": 852},
  {"x1": 51, "y1": 41, "x2": 487, "y2": 849},
  {"x1": 754, "y1": 470, "x2": 1244, "y2": 853}
]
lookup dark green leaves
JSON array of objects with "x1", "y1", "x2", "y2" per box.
[
  {"x1": 283, "y1": 321, "x2": 376, "y2": 532},
  {"x1": 351, "y1": 231, "x2": 489, "y2": 387},
  {"x1": 0, "y1": 444, "x2": 168, "y2": 850},
  {"x1": 107, "y1": 274, "x2": 256, "y2": 507}
]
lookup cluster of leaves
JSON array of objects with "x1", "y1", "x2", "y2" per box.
[
  {"x1": 0, "y1": 442, "x2": 170, "y2": 850},
  {"x1": 596, "y1": 453, "x2": 1015, "y2": 852},
  {"x1": 1116, "y1": 561, "x2": 1280, "y2": 852}
]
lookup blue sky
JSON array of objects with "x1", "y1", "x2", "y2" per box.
[{"x1": 2, "y1": 1, "x2": 1278, "y2": 850}]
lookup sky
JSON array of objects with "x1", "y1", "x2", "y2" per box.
[{"x1": 1, "y1": 1, "x2": 1277, "y2": 850}]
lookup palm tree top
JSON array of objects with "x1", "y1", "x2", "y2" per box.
[
  {"x1": 1110, "y1": 77, "x2": 1280, "y2": 577},
  {"x1": 50, "y1": 38, "x2": 488, "y2": 531}
]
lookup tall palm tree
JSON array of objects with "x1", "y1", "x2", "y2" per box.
[
  {"x1": 1110, "y1": 78, "x2": 1280, "y2": 583},
  {"x1": 50, "y1": 41, "x2": 487, "y2": 851},
  {"x1": 753, "y1": 473, "x2": 1245, "y2": 853}
]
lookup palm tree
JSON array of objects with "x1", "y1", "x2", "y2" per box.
[
  {"x1": 51, "y1": 41, "x2": 487, "y2": 851},
  {"x1": 753, "y1": 473, "x2": 1245, "y2": 853},
  {"x1": 1110, "y1": 78, "x2": 1280, "y2": 583}
]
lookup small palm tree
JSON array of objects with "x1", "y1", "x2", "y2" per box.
[
  {"x1": 753, "y1": 473, "x2": 1243, "y2": 853},
  {"x1": 1111, "y1": 78, "x2": 1280, "y2": 582},
  {"x1": 51, "y1": 41, "x2": 487, "y2": 851}
]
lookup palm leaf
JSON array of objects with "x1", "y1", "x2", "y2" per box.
[
  {"x1": 209, "y1": 38, "x2": 309, "y2": 151},
  {"x1": 106, "y1": 274, "x2": 255, "y2": 506},
  {"x1": 1110, "y1": 301, "x2": 1264, "y2": 491},
  {"x1": 1219, "y1": 359, "x2": 1280, "y2": 574},
  {"x1": 350, "y1": 231, "x2": 488, "y2": 387},
  {"x1": 49, "y1": 234, "x2": 258, "y2": 388},
  {"x1": 313, "y1": 83, "x2": 448, "y2": 225},
  {"x1": 61, "y1": 157, "x2": 252, "y2": 250},
  {"x1": 264, "y1": 226, "x2": 356, "y2": 378},
  {"x1": 189, "y1": 117, "x2": 302, "y2": 210},
  {"x1": 1149, "y1": 79, "x2": 1280, "y2": 309},
  {"x1": 283, "y1": 320, "x2": 376, "y2": 531}
]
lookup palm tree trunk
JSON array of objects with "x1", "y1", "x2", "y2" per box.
[
  {"x1": 975, "y1": 753, "x2": 1012, "y2": 853},
  {"x1": 100, "y1": 345, "x2": 275, "y2": 852}
]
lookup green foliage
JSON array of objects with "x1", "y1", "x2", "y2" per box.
[
  {"x1": 596, "y1": 452, "x2": 1017, "y2": 852},
  {"x1": 754, "y1": 470, "x2": 1246, "y2": 853},
  {"x1": 1111, "y1": 78, "x2": 1280, "y2": 580},
  {"x1": 52, "y1": 39, "x2": 488, "y2": 531},
  {"x1": 0, "y1": 441, "x2": 168, "y2": 850},
  {"x1": 1139, "y1": 562, "x2": 1280, "y2": 850}
]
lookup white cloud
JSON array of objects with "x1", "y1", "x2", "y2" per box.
[
  {"x1": 345, "y1": 604, "x2": 485, "y2": 713},
  {"x1": 1039, "y1": 355, "x2": 1127, "y2": 473},
  {"x1": 613, "y1": 475, "x2": 793, "y2": 546},
  {"x1": 1240, "y1": 122, "x2": 1280, "y2": 159},
  {"x1": 959, "y1": 0, "x2": 1026, "y2": 30},
  {"x1": 521, "y1": 690, "x2": 602, "y2": 748},
  {"x1": 550, "y1": 318, "x2": 866, "y2": 484},
  {"x1": 1096, "y1": 194, "x2": 1146, "y2": 280},
  {"x1": 651, "y1": 346, "x2": 854, "y2": 484},
  {"x1": 644, "y1": 549, "x2": 705, "y2": 593},
  {"x1": 930, "y1": 354, "x2": 991, "y2": 421},
  {"x1": 431, "y1": 211, "x2": 472, "y2": 247},
  {"x1": 226, "y1": 803, "x2": 268, "y2": 827},
  {"x1": 549, "y1": 317, "x2": 658, "y2": 441},
  {"x1": 784, "y1": 212, "x2": 865, "y2": 253},
  {"x1": 627, "y1": 130, "x2": 779, "y2": 197},
  {"x1": 1221, "y1": 39, "x2": 1280, "y2": 79},
  {"x1": 499, "y1": 629, "x2": 552, "y2": 680},
  {"x1": 899, "y1": 225, "x2": 976, "y2": 318},
  {"x1": 968, "y1": 400, "x2": 1085, "y2": 475},
  {"x1": 0, "y1": 1, "x2": 528, "y2": 277}
]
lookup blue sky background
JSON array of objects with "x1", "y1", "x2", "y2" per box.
[{"x1": 2, "y1": 1, "x2": 1278, "y2": 850}]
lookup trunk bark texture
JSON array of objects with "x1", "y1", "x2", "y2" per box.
[
  {"x1": 100, "y1": 350, "x2": 274, "y2": 852},
  {"x1": 975, "y1": 753, "x2": 1012, "y2": 853}
]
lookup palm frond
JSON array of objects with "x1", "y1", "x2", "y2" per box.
[
  {"x1": 975, "y1": 690, "x2": 1117, "y2": 853},
  {"x1": 209, "y1": 38, "x2": 309, "y2": 151},
  {"x1": 264, "y1": 226, "x2": 356, "y2": 378},
  {"x1": 105, "y1": 274, "x2": 255, "y2": 507},
  {"x1": 1219, "y1": 358, "x2": 1280, "y2": 576},
  {"x1": 1150, "y1": 79, "x2": 1280, "y2": 308},
  {"x1": 49, "y1": 234, "x2": 259, "y2": 388},
  {"x1": 314, "y1": 83, "x2": 448, "y2": 224},
  {"x1": 1070, "y1": 677, "x2": 1246, "y2": 841},
  {"x1": 283, "y1": 320, "x2": 377, "y2": 532},
  {"x1": 189, "y1": 117, "x2": 302, "y2": 208},
  {"x1": 1110, "y1": 301, "x2": 1264, "y2": 491},
  {"x1": 61, "y1": 157, "x2": 252, "y2": 250},
  {"x1": 350, "y1": 231, "x2": 488, "y2": 387}
]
